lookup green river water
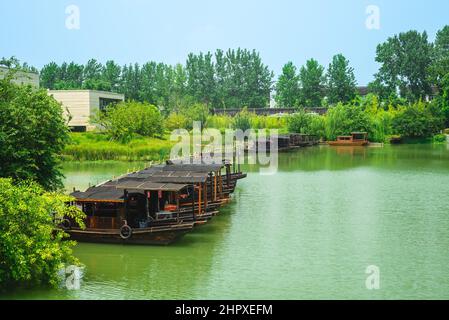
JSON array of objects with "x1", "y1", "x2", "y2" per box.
[{"x1": 3, "y1": 144, "x2": 449, "y2": 299}]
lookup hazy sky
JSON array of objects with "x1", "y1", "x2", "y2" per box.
[{"x1": 1, "y1": 0, "x2": 448, "y2": 85}]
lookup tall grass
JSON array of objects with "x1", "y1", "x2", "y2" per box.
[{"x1": 63, "y1": 133, "x2": 174, "y2": 161}]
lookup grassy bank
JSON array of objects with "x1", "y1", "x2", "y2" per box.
[{"x1": 63, "y1": 132, "x2": 175, "y2": 161}]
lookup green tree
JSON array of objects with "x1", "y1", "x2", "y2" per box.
[
  {"x1": 0, "y1": 75, "x2": 70, "y2": 190},
  {"x1": 182, "y1": 103, "x2": 210, "y2": 129},
  {"x1": 55, "y1": 62, "x2": 83, "y2": 89},
  {"x1": 39, "y1": 62, "x2": 60, "y2": 89},
  {"x1": 102, "y1": 60, "x2": 122, "y2": 92},
  {"x1": 431, "y1": 26, "x2": 449, "y2": 90},
  {"x1": 373, "y1": 30, "x2": 432, "y2": 101},
  {"x1": 0, "y1": 178, "x2": 85, "y2": 288},
  {"x1": 299, "y1": 59, "x2": 325, "y2": 107},
  {"x1": 325, "y1": 103, "x2": 371, "y2": 140},
  {"x1": 326, "y1": 54, "x2": 357, "y2": 105},
  {"x1": 275, "y1": 62, "x2": 300, "y2": 108},
  {"x1": 392, "y1": 101, "x2": 444, "y2": 138},
  {"x1": 92, "y1": 101, "x2": 164, "y2": 142}
]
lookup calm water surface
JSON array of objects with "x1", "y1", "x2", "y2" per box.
[{"x1": 3, "y1": 144, "x2": 449, "y2": 299}]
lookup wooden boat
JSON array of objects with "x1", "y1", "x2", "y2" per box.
[
  {"x1": 66, "y1": 223, "x2": 195, "y2": 245},
  {"x1": 66, "y1": 183, "x2": 205, "y2": 245},
  {"x1": 328, "y1": 132, "x2": 369, "y2": 146},
  {"x1": 66, "y1": 161, "x2": 247, "y2": 245}
]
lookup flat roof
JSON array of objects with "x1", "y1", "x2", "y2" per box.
[{"x1": 48, "y1": 89, "x2": 125, "y2": 97}]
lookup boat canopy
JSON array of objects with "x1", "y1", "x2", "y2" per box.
[
  {"x1": 71, "y1": 186, "x2": 125, "y2": 202},
  {"x1": 102, "y1": 180, "x2": 188, "y2": 192}
]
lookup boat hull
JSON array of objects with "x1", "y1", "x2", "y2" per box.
[
  {"x1": 67, "y1": 223, "x2": 194, "y2": 245},
  {"x1": 328, "y1": 141, "x2": 369, "y2": 146}
]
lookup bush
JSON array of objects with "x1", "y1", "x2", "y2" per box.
[
  {"x1": 232, "y1": 108, "x2": 252, "y2": 132},
  {"x1": 326, "y1": 103, "x2": 372, "y2": 140},
  {"x1": 165, "y1": 112, "x2": 189, "y2": 131},
  {"x1": 287, "y1": 110, "x2": 312, "y2": 133},
  {"x1": 0, "y1": 178, "x2": 85, "y2": 288},
  {"x1": 0, "y1": 75, "x2": 70, "y2": 190},
  {"x1": 309, "y1": 115, "x2": 326, "y2": 139},
  {"x1": 181, "y1": 103, "x2": 209, "y2": 129},
  {"x1": 433, "y1": 133, "x2": 447, "y2": 143},
  {"x1": 206, "y1": 114, "x2": 233, "y2": 131},
  {"x1": 91, "y1": 101, "x2": 164, "y2": 142},
  {"x1": 392, "y1": 101, "x2": 444, "y2": 138}
]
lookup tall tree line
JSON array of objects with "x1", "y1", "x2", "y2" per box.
[
  {"x1": 275, "y1": 54, "x2": 357, "y2": 108},
  {"x1": 39, "y1": 48, "x2": 273, "y2": 112}
]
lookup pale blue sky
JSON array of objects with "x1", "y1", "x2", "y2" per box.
[{"x1": 1, "y1": 0, "x2": 448, "y2": 85}]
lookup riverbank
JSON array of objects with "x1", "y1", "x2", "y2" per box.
[{"x1": 62, "y1": 132, "x2": 448, "y2": 162}]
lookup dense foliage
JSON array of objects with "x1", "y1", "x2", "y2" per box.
[
  {"x1": 0, "y1": 178, "x2": 85, "y2": 288},
  {"x1": 39, "y1": 49, "x2": 273, "y2": 111},
  {"x1": 0, "y1": 73, "x2": 70, "y2": 190},
  {"x1": 91, "y1": 101, "x2": 164, "y2": 142}
]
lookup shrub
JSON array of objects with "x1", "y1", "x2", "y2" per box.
[
  {"x1": 392, "y1": 101, "x2": 445, "y2": 138},
  {"x1": 0, "y1": 178, "x2": 85, "y2": 288},
  {"x1": 287, "y1": 110, "x2": 312, "y2": 133},
  {"x1": 181, "y1": 103, "x2": 209, "y2": 129},
  {"x1": 232, "y1": 108, "x2": 252, "y2": 132},
  {"x1": 91, "y1": 101, "x2": 164, "y2": 142},
  {"x1": 433, "y1": 133, "x2": 447, "y2": 143},
  {"x1": 325, "y1": 103, "x2": 372, "y2": 140},
  {"x1": 165, "y1": 112, "x2": 189, "y2": 131}
]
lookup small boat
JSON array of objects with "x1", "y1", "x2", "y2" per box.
[{"x1": 328, "y1": 132, "x2": 369, "y2": 146}]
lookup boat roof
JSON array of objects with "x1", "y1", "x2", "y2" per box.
[
  {"x1": 102, "y1": 180, "x2": 188, "y2": 191},
  {"x1": 122, "y1": 170, "x2": 210, "y2": 183},
  {"x1": 71, "y1": 186, "x2": 125, "y2": 202}
]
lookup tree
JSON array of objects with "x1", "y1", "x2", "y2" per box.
[
  {"x1": 275, "y1": 62, "x2": 300, "y2": 108},
  {"x1": 372, "y1": 30, "x2": 432, "y2": 101},
  {"x1": 0, "y1": 75, "x2": 70, "y2": 190},
  {"x1": 392, "y1": 101, "x2": 444, "y2": 138},
  {"x1": 40, "y1": 62, "x2": 60, "y2": 89},
  {"x1": 55, "y1": 62, "x2": 83, "y2": 89},
  {"x1": 0, "y1": 178, "x2": 85, "y2": 288},
  {"x1": 102, "y1": 60, "x2": 122, "y2": 92},
  {"x1": 326, "y1": 54, "x2": 357, "y2": 105},
  {"x1": 325, "y1": 103, "x2": 371, "y2": 140},
  {"x1": 91, "y1": 101, "x2": 164, "y2": 142},
  {"x1": 299, "y1": 59, "x2": 325, "y2": 107},
  {"x1": 431, "y1": 26, "x2": 449, "y2": 90}
]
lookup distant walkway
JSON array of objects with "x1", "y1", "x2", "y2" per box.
[{"x1": 211, "y1": 107, "x2": 327, "y2": 116}]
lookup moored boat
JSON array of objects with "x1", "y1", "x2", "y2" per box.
[{"x1": 328, "y1": 132, "x2": 369, "y2": 146}]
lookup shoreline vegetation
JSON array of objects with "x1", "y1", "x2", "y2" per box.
[{"x1": 1, "y1": 23, "x2": 449, "y2": 290}]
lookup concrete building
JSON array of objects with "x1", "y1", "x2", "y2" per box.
[
  {"x1": 0, "y1": 66, "x2": 40, "y2": 88},
  {"x1": 48, "y1": 90, "x2": 125, "y2": 131}
]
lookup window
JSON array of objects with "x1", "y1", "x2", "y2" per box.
[{"x1": 99, "y1": 98, "x2": 121, "y2": 112}]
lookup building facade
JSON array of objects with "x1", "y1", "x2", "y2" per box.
[
  {"x1": 0, "y1": 66, "x2": 40, "y2": 88},
  {"x1": 48, "y1": 90, "x2": 125, "y2": 131}
]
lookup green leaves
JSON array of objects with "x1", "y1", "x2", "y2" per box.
[
  {"x1": 275, "y1": 62, "x2": 300, "y2": 108},
  {"x1": 0, "y1": 77, "x2": 69, "y2": 191},
  {"x1": 0, "y1": 178, "x2": 85, "y2": 288},
  {"x1": 91, "y1": 101, "x2": 164, "y2": 142},
  {"x1": 326, "y1": 54, "x2": 357, "y2": 105}
]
